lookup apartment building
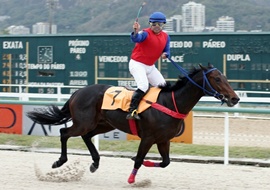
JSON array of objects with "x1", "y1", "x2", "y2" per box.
[
  {"x1": 182, "y1": 1, "x2": 205, "y2": 32},
  {"x1": 216, "y1": 16, "x2": 235, "y2": 32}
]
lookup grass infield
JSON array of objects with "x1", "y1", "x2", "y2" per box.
[{"x1": 0, "y1": 133, "x2": 269, "y2": 159}]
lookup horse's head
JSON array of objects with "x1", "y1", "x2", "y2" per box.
[{"x1": 198, "y1": 63, "x2": 240, "y2": 107}]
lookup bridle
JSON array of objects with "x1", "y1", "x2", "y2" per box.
[
  {"x1": 167, "y1": 56, "x2": 226, "y2": 104},
  {"x1": 201, "y1": 68, "x2": 225, "y2": 101}
]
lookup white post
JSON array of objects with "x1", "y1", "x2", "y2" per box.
[
  {"x1": 234, "y1": 102, "x2": 240, "y2": 117},
  {"x1": 94, "y1": 135, "x2": 99, "y2": 151},
  {"x1": 19, "y1": 85, "x2": 23, "y2": 101},
  {"x1": 57, "y1": 86, "x2": 61, "y2": 102},
  {"x1": 224, "y1": 112, "x2": 229, "y2": 165},
  {"x1": 20, "y1": 85, "x2": 29, "y2": 101}
]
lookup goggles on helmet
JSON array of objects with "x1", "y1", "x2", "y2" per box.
[{"x1": 149, "y1": 22, "x2": 165, "y2": 27}]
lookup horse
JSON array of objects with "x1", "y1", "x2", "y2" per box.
[{"x1": 27, "y1": 63, "x2": 240, "y2": 184}]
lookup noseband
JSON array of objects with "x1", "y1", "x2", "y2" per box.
[{"x1": 167, "y1": 57, "x2": 226, "y2": 104}]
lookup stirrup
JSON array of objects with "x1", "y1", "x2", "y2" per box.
[{"x1": 126, "y1": 109, "x2": 140, "y2": 120}]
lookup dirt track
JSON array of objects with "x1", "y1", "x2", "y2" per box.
[
  {"x1": 193, "y1": 116, "x2": 270, "y2": 147},
  {"x1": 1, "y1": 150, "x2": 270, "y2": 190}
]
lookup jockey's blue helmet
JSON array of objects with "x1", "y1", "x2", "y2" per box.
[{"x1": 149, "y1": 12, "x2": 166, "y2": 23}]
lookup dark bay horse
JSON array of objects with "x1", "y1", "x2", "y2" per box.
[{"x1": 27, "y1": 64, "x2": 239, "y2": 184}]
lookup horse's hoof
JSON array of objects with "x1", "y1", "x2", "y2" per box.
[
  {"x1": 52, "y1": 161, "x2": 59, "y2": 168},
  {"x1": 51, "y1": 158, "x2": 67, "y2": 168},
  {"x1": 52, "y1": 160, "x2": 65, "y2": 168},
  {"x1": 90, "y1": 163, "x2": 98, "y2": 173},
  {"x1": 128, "y1": 174, "x2": 135, "y2": 184}
]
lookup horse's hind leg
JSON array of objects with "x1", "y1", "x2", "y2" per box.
[
  {"x1": 52, "y1": 124, "x2": 88, "y2": 168},
  {"x1": 82, "y1": 134, "x2": 99, "y2": 173},
  {"x1": 81, "y1": 122, "x2": 114, "y2": 173},
  {"x1": 52, "y1": 127, "x2": 70, "y2": 168}
]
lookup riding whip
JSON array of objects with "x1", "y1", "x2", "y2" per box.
[{"x1": 133, "y1": 2, "x2": 146, "y2": 36}]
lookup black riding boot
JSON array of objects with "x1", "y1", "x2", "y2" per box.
[{"x1": 126, "y1": 89, "x2": 145, "y2": 120}]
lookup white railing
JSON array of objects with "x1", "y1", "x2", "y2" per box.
[
  {"x1": 1, "y1": 84, "x2": 270, "y2": 105},
  {"x1": 200, "y1": 91, "x2": 270, "y2": 104},
  {"x1": 0, "y1": 84, "x2": 83, "y2": 101},
  {"x1": 192, "y1": 107, "x2": 270, "y2": 165}
]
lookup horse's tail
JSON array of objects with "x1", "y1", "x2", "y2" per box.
[{"x1": 27, "y1": 100, "x2": 72, "y2": 125}]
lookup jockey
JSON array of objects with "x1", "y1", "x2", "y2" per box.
[{"x1": 126, "y1": 11, "x2": 171, "y2": 120}]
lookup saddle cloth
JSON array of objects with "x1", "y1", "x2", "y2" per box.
[{"x1": 101, "y1": 86, "x2": 161, "y2": 113}]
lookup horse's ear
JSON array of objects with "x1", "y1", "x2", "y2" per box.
[
  {"x1": 199, "y1": 64, "x2": 207, "y2": 71},
  {"x1": 208, "y1": 62, "x2": 214, "y2": 68}
]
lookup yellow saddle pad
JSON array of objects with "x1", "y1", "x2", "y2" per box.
[{"x1": 101, "y1": 87, "x2": 161, "y2": 113}]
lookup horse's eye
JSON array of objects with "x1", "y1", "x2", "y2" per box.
[{"x1": 215, "y1": 77, "x2": 221, "y2": 82}]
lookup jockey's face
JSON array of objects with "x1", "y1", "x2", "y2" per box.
[{"x1": 149, "y1": 22, "x2": 165, "y2": 34}]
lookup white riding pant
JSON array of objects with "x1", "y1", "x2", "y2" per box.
[{"x1": 129, "y1": 59, "x2": 166, "y2": 93}]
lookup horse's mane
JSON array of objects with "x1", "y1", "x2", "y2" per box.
[{"x1": 159, "y1": 66, "x2": 203, "y2": 92}]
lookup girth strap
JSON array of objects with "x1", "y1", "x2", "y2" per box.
[
  {"x1": 128, "y1": 93, "x2": 187, "y2": 136},
  {"x1": 128, "y1": 119, "x2": 138, "y2": 135}
]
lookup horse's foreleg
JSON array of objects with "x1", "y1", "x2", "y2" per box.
[
  {"x1": 132, "y1": 156, "x2": 160, "y2": 167},
  {"x1": 141, "y1": 141, "x2": 170, "y2": 168},
  {"x1": 156, "y1": 141, "x2": 171, "y2": 168},
  {"x1": 131, "y1": 141, "x2": 170, "y2": 168},
  {"x1": 128, "y1": 138, "x2": 154, "y2": 184},
  {"x1": 143, "y1": 160, "x2": 160, "y2": 167},
  {"x1": 52, "y1": 128, "x2": 69, "y2": 168}
]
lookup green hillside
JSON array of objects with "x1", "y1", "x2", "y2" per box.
[{"x1": 0, "y1": 0, "x2": 269, "y2": 33}]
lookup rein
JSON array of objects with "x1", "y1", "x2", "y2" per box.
[
  {"x1": 128, "y1": 58, "x2": 225, "y2": 136},
  {"x1": 167, "y1": 56, "x2": 225, "y2": 104}
]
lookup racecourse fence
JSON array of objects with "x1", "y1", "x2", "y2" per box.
[
  {"x1": 0, "y1": 84, "x2": 270, "y2": 165},
  {"x1": 1, "y1": 84, "x2": 269, "y2": 119},
  {"x1": 0, "y1": 99, "x2": 269, "y2": 165},
  {"x1": 1, "y1": 84, "x2": 270, "y2": 104}
]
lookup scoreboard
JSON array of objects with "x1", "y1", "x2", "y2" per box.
[
  {"x1": 0, "y1": 33, "x2": 269, "y2": 95},
  {"x1": 165, "y1": 33, "x2": 270, "y2": 92}
]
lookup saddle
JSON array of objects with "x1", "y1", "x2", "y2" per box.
[{"x1": 101, "y1": 86, "x2": 161, "y2": 113}]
